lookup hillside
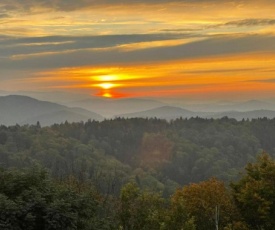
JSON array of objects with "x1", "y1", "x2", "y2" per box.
[
  {"x1": 118, "y1": 105, "x2": 275, "y2": 121},
  {"x1": 117, "y1": 106, "x2": 199, "y2": 119},
  {"x1": 210, "y1": 109, "x2": 275, "y2": 120},
  {"x1": 67, "y1": 97, "x2": 166, "y2": 117},
  {"x1": 184, "y1": 100, "x2": 275, "y2": 112},
  {"x1": 2, "y1": 95, "x2": 275, "y2": 126},
  {"x1": 0, "y1": 95, "x2": 103, "y2": 126},
  {"x1": 1, "y1": 117, "x2": 275, "y2": 229}
]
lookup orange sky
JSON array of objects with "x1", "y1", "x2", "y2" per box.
[{"x1": 1, "y1": 0, "x2": 275, "y2": 101}]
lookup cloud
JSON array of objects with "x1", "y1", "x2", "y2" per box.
[
  {"x1": 181, "y1": 67, "x2": 262, "y2": 74},
  {"x1": 1, "y1": 0, "x2": 267, "y2": 13},
  {"x1": 222, "y1": 19, "x2": 275, "y2": 27},
  {"x1": 0, "y1": 13, "x2": 10, "y2": 19},
  {"x1": 1, "y1": 33, "x2": 275, "y2": 70},
  {"x1": 160, "y1": 28, "x2": 200, "y2": 32},
  {"x1": 0, "y1": 33, "x2": 192, "y2": 46},
  {"x1": 247, "y1": 78, "x2": 275, "y2": 83},
  {"x1": 3, "y1": 0, "x2": 275, "y2": 39},
  {"x1": 172, "y1": 18, "x2": 275, "y2": 32},
  {"x1": 2, "y1": 0, "x2": 161, "y2": 12},
  {"x1": 0, "y1": 33, "x2": 193, "y2": 58}
]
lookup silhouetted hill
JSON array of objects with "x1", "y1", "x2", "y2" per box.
[
  {"x1": 184, "y1": 100, "x2": 275, "y2": 112},
  {"x1": 117, "y1": 106, "x2": 199, "y2": 119},
  {"x1": 232, "y1": 100, "x2": 275, "y2": 111},
  {"x1": 209, "y1": 109, "x2": 275, "y2": 120},
  {"x1": 0, "y1": 95, "x2": 103, "y2": 126},
  {"x1": 67, "y1": 98, "x2": 166, "y2": 117},
  {"x1": 117, "y1": 105, "x2": 275, "y2": 120}
]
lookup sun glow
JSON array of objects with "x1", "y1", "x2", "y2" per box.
[
  {"x1": 99, "y1": 83, "x2": 114, "y2": 89},
  {"x1": 102, "y1": 92, "x2": 113, "y2": 98},
  {"x1": 93, "y1": 82, "x2": 122, "y2": 89},
  {"x1": 95, "y1": 75, "x2": 119, "y2": 81},
  {"x1": 90, "y1": 74, "x2": 127, "y2": 98},
  {"x1": 21, "y1": 52, "x2": 275, "y2": 100}
]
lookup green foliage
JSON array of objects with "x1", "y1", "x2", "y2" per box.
[
  {"x1": 231, "y1": 152, "x2": 275, "y2": 230},
  {"x1": 0, "y1": 167, "x2": 102, "y2": 230},
  {"x1": 118, "y1": 183, "x2": 166, "y2": 230},
  {"x1": 1, "y1": 118, "x2": 275, "y2": 228},
  {"x1": 0, "y1": 117, "x2": 272, "y2": 198},
  {"x1": 174, "y1": 178, "x2": 238, "y2": 230},
  {"x1": 168, "y1": 189, "x2": 196, "y2": 230}
]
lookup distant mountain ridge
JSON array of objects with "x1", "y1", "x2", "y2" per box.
[
  {"x1": 117, "y1": 105, "x2": 275, "y2": 120},
  {"x1": 117, "y1": 106, "x2": 198, "y2": 119},
  {"x1": 1, "y1": 95, "x2": 275, "y2": 126},
  {"x1": 209, "y1": 109, "x2": 275, "y2": 120},
  {"x1": 184, "y1": 100, "x2": 275, "y2": 112},
  {"x1": 67, "y1": 97, "x2": 166, "y2": 117},
  {"x1": 0, "y1": 95, "x2": 103, "y2": 126}
]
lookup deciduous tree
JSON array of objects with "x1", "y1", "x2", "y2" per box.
[{"x1": 231, "y1": 152, "x2": 275, "y2": 229}]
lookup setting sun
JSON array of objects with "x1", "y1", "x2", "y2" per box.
[
  {"x1": 93, "y1": 83, "x2": 122, "y2": 90},
  {"x1": 96, "y1": 75, "x2": 118, "y2": 82},
  {"x1": 102, "y1": 92, "x2": 113, "y2": 98}
]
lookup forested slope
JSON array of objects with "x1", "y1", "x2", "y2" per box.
[
  {"x1": 1, "y1": 117, "x2": 275, "y2": 229},
  {"x1": 1, "y1": 117, "x2": 275, "y2": 195}
]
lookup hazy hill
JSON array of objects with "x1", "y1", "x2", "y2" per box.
[
  {"x1": 117, "y1": 106, "x2": 200, "y2": 119},
  {"x1": 184, "y1": 100, "x2": 275, "y2": 112},
  {"x1": 117, "y1": 105, "x2": 275, "y2": 121},
  {"x1": 2, "y1": 95, "x2": 275, "y2": 125},
  {"x1": 10, "y1": 90, "x2": 90, "y2": 104},
  {"x1": 209, "y1": 109, "x2": 275, "y2": 120},
  {"x1": 231, "y1": 100, "x2": 275, "y2": 111},
  {"x1": 0, "y1": 95, "x2": 103, "y2": 126},
  {"x1": 67, "y1": 98, "x2": 166, "y2": 117}
]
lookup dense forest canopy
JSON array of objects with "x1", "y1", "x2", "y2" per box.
[
  {"x1": 1, "y1": 117, "x2": 275, "y2": 190},
  {"x1": 0, "y1": 117, "x2": 275, "y2": 229}
]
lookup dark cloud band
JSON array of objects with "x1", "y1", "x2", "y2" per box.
[
  {"x1": 0, "y1": 0, "x2": 260, "y2": 12},
  {"x1": 1, "y1": 34, "x2": 275, "y2": 70},
  {"x1": 222, "y1": 19, "x2": 275, "y2": 27},
  {"x1": 0, "y1": 33, "x2": 193, "y2": 57}
]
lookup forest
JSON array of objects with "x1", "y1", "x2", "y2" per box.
[{"x1": 0, "y1": 117, "x2": 275, "y2": 229}]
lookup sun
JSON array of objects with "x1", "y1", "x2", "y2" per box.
[
  {"x1": 92, "y1": 82, "x2": 122, "y2": 98},
  {"x1": 98, "y1": 83, "x2": 115, "y2": 89},
  {"x1": 92, "y1": 82, "x2": 122, "y2": 89},
  {"x1": 102, "y1": 92, "x2": 113, "y2": 98},
  {"x1": 98, "y1": 75, "x2": 118, "y2": 81},
  {"x1": 91, "y1": 73, "x2": 126, "y2": 98},
  {"x1": 91, "y1": 74, "x2": 121, "y2": 82},
  {"x1": 98, "y1": 91, "x2": 128, "y2": 99}
]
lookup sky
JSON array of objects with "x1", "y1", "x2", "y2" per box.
[{"x1": 1, "y1": 0, "x2": 275, "y2": 102}]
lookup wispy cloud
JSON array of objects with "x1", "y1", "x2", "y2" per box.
[
  {"x1": 2, "y1": 0, "x2": 275, "y2": 38},
  {"x1": 3, "y1": 33, "x2": 275, "y2": 70},
  {"x1": 0, "y1": 13, "x2": 10, "y2": 19},
  {"x1": 214, "y1": 18, "x2": 275, "y2": 28},
  {"x1": 246, "y1": 78, "x2": 275, "y2": 83},
  {"x1": 2, "y1": 1, "x2": 274, "y2": 18},
  {"x1": 0, "y1": 1, "x2": 224, "y2": 12},
  {"x1": 0, "y1": 33, "x2": 194, "y2": 59}
]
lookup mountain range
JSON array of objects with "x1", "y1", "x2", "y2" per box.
[
  {"x1": 65, "y1": 97, "x2": 166, "y2": 117},
  {"x1": 117, "y1": 106, "x2": 200, "y2": 119},
  {"x1": 1, "y1": 94, "x2": 275, "y2": 126},
  {"x1": 118, "y1": 106, "x2": 275, "y2": 121},
  {"x1": 0, "y1": 95, "x2": 103, "y2": 126},
  {"x1": 183, "y1": 100, "x2": 275, "y2": 112}
]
